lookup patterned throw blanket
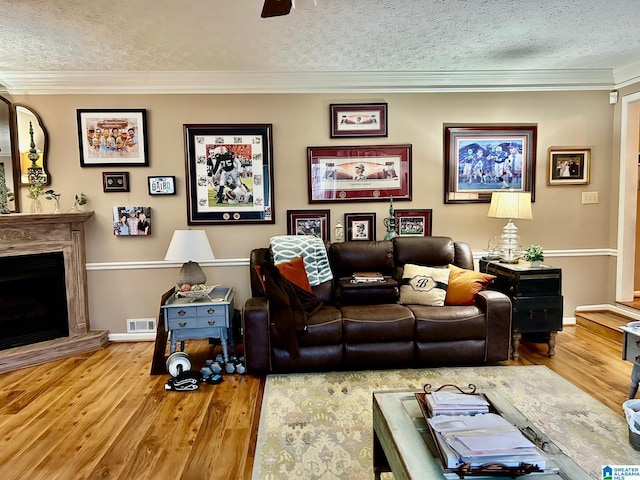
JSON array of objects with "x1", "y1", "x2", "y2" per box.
[{"x1": 269, "y1": 235, "x2": 333, "y2": 286}]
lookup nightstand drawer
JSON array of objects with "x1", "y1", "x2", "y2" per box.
[
  {"x1": 512, "y1": 296, "x2": 563, "y2": 332},
  {"x1": 167, "y1": 317, "x2": 199, "y2": 329},
  {"x1": 167, "y1": 307, "x2": 197, "y2": 320}
]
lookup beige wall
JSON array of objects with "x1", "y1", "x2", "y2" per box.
[{"x1": 11, "y1": 90, "x2": 616, "y2": 334}]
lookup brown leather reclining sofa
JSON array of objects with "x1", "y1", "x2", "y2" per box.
[{"x1": 242, "y1": 236, "x2": 512, "y2": 374}]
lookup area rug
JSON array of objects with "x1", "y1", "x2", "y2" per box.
[{"x1": 252, "y1": 366, "x2": 640, "y2": 479}]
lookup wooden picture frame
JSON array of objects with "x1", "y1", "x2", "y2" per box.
[
  {"x1": 307, "y1": 144, "x2": 411, "y2": 203},
  {"x1": 148, "y1": 176, "x2": 176, "y2": 195},
  {"x1": 77, "y1": 109, "x2": 148, "y2": 167},
  {"x1": 547, "y1": 147, "x2": 590, "y2": 185},
  {"x1": 330, "y1": 103, "x2": 388, "y2": 138},
  {"x1": 184, "y1": 124, "x2": 274, "y2": 225},
  {"x1": 286, "y1": 209, "x2": 331, "y2": 241},
  {"x1": 444, "y1": 124, "x2": 537, "y2": 204},
  {"x1": 394, "y1": 209, "x2": 432, "y2": 237},
  {"x1": 345, "y1": 212, "x2": 376, "y2": 241},
  {"x1": 102, "y1": 171, "x2": 130, "y2": 192}
]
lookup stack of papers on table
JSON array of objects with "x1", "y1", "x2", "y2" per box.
[
  {"x1": 426, "y1": 391, "x2": 490, "y2": 416},
  {"x1": 427, "y1": 413, "x2": 548, "y2": 469}
]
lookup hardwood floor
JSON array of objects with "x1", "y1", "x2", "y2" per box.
[{"x1": 0, "y1": 323, "x2": 632, "y2": 480}]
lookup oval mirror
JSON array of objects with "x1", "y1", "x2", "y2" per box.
[
  {"x1": 0, "y1": 95, "x2": 19, "y2": 211},
  {"x1": 15, "y1": 104, "x2": 49, "y2": 186}
]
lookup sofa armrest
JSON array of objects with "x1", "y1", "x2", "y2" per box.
[
  {"x1": 242, "y1": 296, "x2": 271, "y2": 375},
  {"x1": 475, "y1": 290, "x2": 512, "y2": 362}
]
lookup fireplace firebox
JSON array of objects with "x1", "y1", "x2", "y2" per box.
[{"x1": 0, "y1": 251, "x2": 69, "y2": 350}]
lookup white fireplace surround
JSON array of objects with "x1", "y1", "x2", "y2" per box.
[{"x1": 0, "y1": 212, "x2": 108, "y2": 373}]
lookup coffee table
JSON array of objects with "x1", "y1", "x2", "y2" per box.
[{"x1": 372, "y1": 389, "x2": 591, "y2": 479}]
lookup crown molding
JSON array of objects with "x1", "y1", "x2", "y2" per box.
[
  {"x1": 614, "y1": 60, "x2": 640, "y2": 89},
  {"x1": 0, "y1": 69, "x2": 616, "y2": 95}
]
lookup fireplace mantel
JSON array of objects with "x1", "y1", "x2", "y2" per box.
[{"x1": 0, "y1": 211, "x2": 109, "y2": 373}]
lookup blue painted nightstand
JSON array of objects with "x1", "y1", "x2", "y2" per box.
[{"x1": 162, "y1": 287, "x2": 235, "y2": 363}]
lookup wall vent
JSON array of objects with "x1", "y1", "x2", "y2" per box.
[{"x1": 127, "y1": 318, "x2": 156, "y2": 333}]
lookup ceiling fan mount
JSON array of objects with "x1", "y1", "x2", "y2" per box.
[{"x1": 261, "y1": 0, "x2": 292, "y2": 18}]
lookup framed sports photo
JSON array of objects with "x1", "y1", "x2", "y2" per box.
[
  {"x1": 184, "y1": 124, "x2": 274, "y2": 225},
  {"x1": 394, "y1": 209, "x2": 432, "y2": 237},
  {"x1": 307, "y1": 144, "x2": 411, "y2": 203},
  {"x1": 443, "y1": 124, "x2": 537, "y2": 204},
  {"x1": 102, "y1": 171, "x2": 130, "y2": 192},
  {"x1": 286, "y1": 209, "x2": 331, "y2": 242},
  {"x1": 345, "y1": 212, "x2": 376, "y2": 241},
  {"x1": 148, "y1": 176, "x2": 176, "y2": 195},
  {"x1": 77, "y1": 109, "x2": 148, "y2": 167},
  {"x1": 330, "y1": 103, "x2": 388, "y2": 138}
]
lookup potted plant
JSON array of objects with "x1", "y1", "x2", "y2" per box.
[
  {"x1": 44, "y1": 189, "x2": 62, "y2": 213},
  {"x1": 523, "y1": 244, "x2": 544, "y2": 267},
  {"x1": 27, "y1": 183, "x2": 45, "y2": 213},
  {"x1": 69, "y1": 193, "x2": 87, "y2": 212}
]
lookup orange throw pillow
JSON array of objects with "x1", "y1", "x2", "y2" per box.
[
  {"x1": 445, "y1": 264, "x2": 496, "y2": 305},
  {"x1": 275, "y1": 257, "x2": 312, "y2": 293}
]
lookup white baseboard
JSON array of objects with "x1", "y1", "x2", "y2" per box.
[
  {"x1": 109, "y1": 332, "x2": 156, "y2": 342},
  {"x1": 575, "y1": 303, "x2": 640, "y2": 321}
]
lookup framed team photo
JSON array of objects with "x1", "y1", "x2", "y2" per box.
[
  {"x1": 444, "y1": 124, "x2": 537, "y2": 204},
  {"x1": 345, "y1": 212, "x2": 376, "y2": 241},
  {"x1": 77, "y1": 109, "x2": 148, "y2": 167},
  {"x1": 184, "y1": 124, "x2": 274, "y2": 225},
  {"x1": 286, "y1": 209, "x2": 331, "y2": 241},
  {"x1": 394, "y1": 209, "x2": 432, "y2": 237}
]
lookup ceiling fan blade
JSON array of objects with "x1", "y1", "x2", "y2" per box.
[{"x1": 261, "y1": 0, "x2": 292, "y2": 18}]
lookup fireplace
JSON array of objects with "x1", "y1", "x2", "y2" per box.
[{"x1": 0, "y1": 212, "x2": 109, "y2": 373}]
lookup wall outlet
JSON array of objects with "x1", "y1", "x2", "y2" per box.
[
  {"x1": 582, "y1": 191, "x2": 598, "y2": 204},
  {"x1": 127, "y1": 318, "x2": 156, "y2": 333}
]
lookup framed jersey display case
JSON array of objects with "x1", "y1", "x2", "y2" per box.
[{"x1": 183, "y1": 124, "x2": 274, "y2": 225}]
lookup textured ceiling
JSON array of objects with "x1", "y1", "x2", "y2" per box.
[{"x1": 1, "y1": 0, "x2": 640, "y2": 93}]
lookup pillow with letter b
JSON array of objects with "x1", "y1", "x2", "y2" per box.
[{"x1": 399, "y1": 263, "x2": 450, "y2": 306}]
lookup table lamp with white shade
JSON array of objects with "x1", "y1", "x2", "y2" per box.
[
  {"x1": 164, "y1": 230, "x2": 215, "y2": 287},
  {"x1": 487, "y1": 191, "x2": 532, "y2": 263}
]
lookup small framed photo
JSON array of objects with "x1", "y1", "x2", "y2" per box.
[
  {"x1": 330, "y1": 103, "x2": 388, "y2": 138},
  {"x1": 102, "y1": 171, "x2": 130, "y2": 192},
  {"x1": 547, "y1": 147, "x2": 590, "y2": 185},
  {"x1": 286, "y1": 209, "x2": 331, "y2": 242},
  {"x1": 148, "y1": 176, "x2": 176, "y2": 195},
  {"x1": 345, "y1": 213, "x2": 376, "y2": 241},
  {"x1": 77, "y1": 109, "x2": 148, "y2": 167},
  {"x1": 395, "y1": 209, "x2": 432, "y2": 237},
  {"x1": 113, "y1": 206, "x2": 152, "y2": 236}
]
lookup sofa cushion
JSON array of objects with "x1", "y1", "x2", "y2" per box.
[
  {"x1": 445, "y1": 264, "x2": 496, "y2": 305},
  {"x1": 275, "y1": 256, "x2": 312, "y2": 293},
  {"x1": 399, "y1": 264, "x2": 450, "y2": 306},
  {"x1": 342, "y1": 304, "x2": 415, "y2": 342},
  {"x1": 271, "y1": 305, "x2": 342, "y2": 348}
]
